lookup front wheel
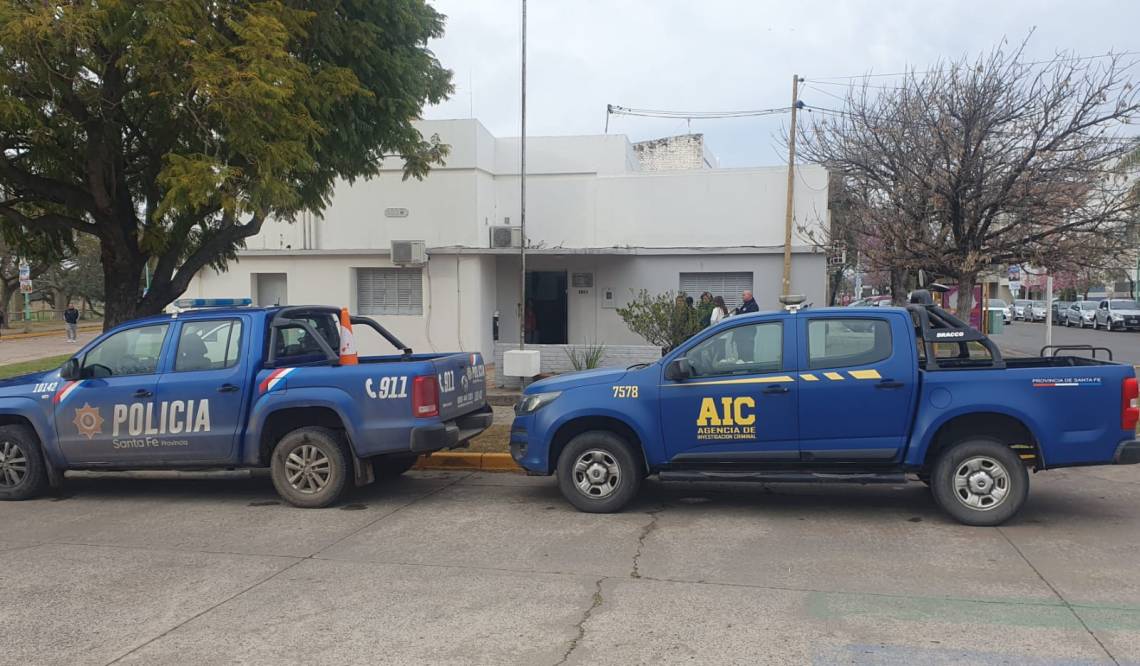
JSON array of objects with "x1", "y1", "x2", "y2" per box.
[
  {"x1": 930, "y1": 439, "x2": 1028, "y2": 526},
  {"x1": 556, "y1": 431, "x2": 642, "y2": 513},
  {"x1": 270, "y1": 427, "x2": 350, "y2": 508},
  {"x1": 0, "y1": 425, "x2": 48, "y2": 501}
]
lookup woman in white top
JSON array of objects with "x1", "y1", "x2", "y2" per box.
[{"x1": 709, "y1": 295, "x2": 729, "y2": 326}]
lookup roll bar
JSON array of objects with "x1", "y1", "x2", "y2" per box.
[
  {"x1": 905, "y1": 302, "x2": 1006, "y2": 370},
  {"x1": 267, "y1": 306, "x2": 412, "y2": 365}
]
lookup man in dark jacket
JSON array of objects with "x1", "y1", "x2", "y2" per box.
[
  {"x1": 731, "y1": 290, "x2": 759, "y2": 362},
  {"x1": 63, "y1": 304, "x2": 80, "y2": 342}
]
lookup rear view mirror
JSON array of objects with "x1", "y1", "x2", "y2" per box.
[
  {"x1": 664, "y1": 357, "x2": 692, "y2": 381},
  {"x1": 59, "y1": 358, "x2": 80, "y2": 381}
]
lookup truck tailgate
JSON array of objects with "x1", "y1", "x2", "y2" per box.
[{"x1": 432, "y1": 352, "x2": 486, "y2": 421}]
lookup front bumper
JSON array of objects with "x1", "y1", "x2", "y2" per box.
[
  {"x1": 410, "y1": 405, "x2": 494, "y2": 454},
  {"x1": 1115, "y1": 440, "x2": 1140, "y2": 465}
]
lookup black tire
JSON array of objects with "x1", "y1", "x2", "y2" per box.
[
  {"x1": 556, "y1": 431, "x2": 642, "y2": 513},
  {"x1": 372, "y1": 453, "x2": 419, "y2": 479},
  {"x1": 0, "y1": 425, "x2": 48, "y2": 501},
  {"x1": 930, "y1": 438, "x2": 1028, "y2": 526},
  {"x1": 270, "y1": 426, "x2": 349, "y2": 508}
]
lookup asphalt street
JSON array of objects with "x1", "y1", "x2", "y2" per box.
[
  {"x1": 994, "y1": 318, "x2": 1140, "y2": 365},
  {"x1": 3, "y1": 467, "x2": 1140, "y2": 665}
]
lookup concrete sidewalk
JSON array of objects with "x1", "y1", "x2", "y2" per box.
[
  {"x1": 2, "y1": 467, "x2": 1139, "y2": 664},
  {"x1": 0, "y1": 329, "x2": 99, "y2": 364}
]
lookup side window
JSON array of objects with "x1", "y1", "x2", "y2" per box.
[
  {"x1": 807, "y1": 318, "x2": 891, "y2": 370},
  {"x1": 272, "y1": 313, "x2": 340, "y2": 362},
  {"x1": 685, "y1": 322, "x2": 782, "y2": 378},
  {"x1": 175, "y1": 319, "x2": 244, "y2": 372},
  {"x1": 82, "y1": 324, "x2": 169, "y2": 378}
]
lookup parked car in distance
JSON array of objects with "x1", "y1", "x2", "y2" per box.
[
  {"x1": 987, "y1": 299, "x2": 1012, "y2": 325},
  {"x1": 1065, "y1": 301, "x2": 1099, "y2": 327},
  {"x1": 1012, "y1": 299, "x2": 1032, "y2": 321},
  {"x1": 849, "y1": 295, "x2": 893, "y2": 307},
  {"x1": 1027, "y1": 301, "x2": 1047, "y2": 322},
  {"x1": 1052, "y1": 301, "x2": 1072, "y2": 324},
  {"x1": 1095, "y1": 299, "x2": 1140, "y2": 331}
]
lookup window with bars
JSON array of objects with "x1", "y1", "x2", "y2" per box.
[
  {"x1": 679, "y1": 272, "x2": 754, "y2": 309},
  {"x1": 356, "y1": 267, "x2": 424, "y2": 315}
]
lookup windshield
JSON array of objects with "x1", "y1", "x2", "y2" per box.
[
  {"x1": 1031, "y1": 301, "x2": 1044, "y2": 307},
  {"x1": 1110, "y1": 300, "x2": 1140, "y2": 309},
  {"x1": 988, "y1": 299, "x2": 1007, "y2": 307},
  {"x1": 1014, "y1": 300, "x2": 1030, "y2": 306},
  {"x1": 1078, "y1": 302, "x2": 1098, "y2": 310}
]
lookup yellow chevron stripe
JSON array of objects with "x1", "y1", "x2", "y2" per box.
[
  {"x1": 799, "y1": 373, "x2": 819, "y2": 381},
  {"x1": 666, "y1": 375, "x2": 795, "y2": 387},
  {"x1": 823, "y1": 372, "x2": 845, "y2": 381},
  {"x1": 848, "y1": 369, "x2": 882, "y2": 380}
]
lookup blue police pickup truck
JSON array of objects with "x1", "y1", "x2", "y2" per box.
[
  {"x1": 511, "y1": 293, "x2": 1140, "y2": 526},
  {"x1": 0, "y1": 300, "x2": 490, "y2": 508}
]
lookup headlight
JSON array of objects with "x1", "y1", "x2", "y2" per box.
[
  {"x1": 1112, "y1": 314, "x2": 1123, "y2": 320},
  {"x1": 515, "y1": 391, "x2": 561, "y2": 415}
]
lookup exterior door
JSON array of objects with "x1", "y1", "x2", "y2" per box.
[
  {"x1": 153, "y1": 317, "x2": 250, "y2": 463},
  {"x1": 796, "y1": 314, "x2": 916, "y2": 462},
  {"x1": 659, "y1": 319, "x2": 799, "y2": 463},
  {"x1": 53, "y1": 323, "x2": 171, "y2": 465}
]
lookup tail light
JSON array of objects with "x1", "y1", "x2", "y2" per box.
[
  {"x1": 1122, "y1": 377, "x2": 1139, "y2": 431},
  {"x1": 412, "y1": 375, "x2": 440, "y2": 418}
]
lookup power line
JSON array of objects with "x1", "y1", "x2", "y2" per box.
[
  {"x1": 808, "y1": 50, "x2": 1140, "y2": 82},
  {"x1": 606, "y1": 104, "x2": 793, "y2": 120}
]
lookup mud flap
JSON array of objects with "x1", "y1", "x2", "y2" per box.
[{"x1": 353, "y1": 454, "x2": 375, "y2": 487}]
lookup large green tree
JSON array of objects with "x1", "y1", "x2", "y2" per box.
[{"x1": 0, "y1": 1, "x2": 452, "y2": 327}]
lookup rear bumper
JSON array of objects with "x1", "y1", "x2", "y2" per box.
[
  {"x1": 410, "y1": 405, "x2": 494, "y2": 454},
  {"x1": 1115, "y1": 440, "x2": 1140, "y2": 465}
]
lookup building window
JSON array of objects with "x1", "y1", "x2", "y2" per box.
[
  {"x1": 679, "y1": 272, "x2": 754, "y2": 309},
  {"x1": 356, "y1": 268, "x2": 424, "y2": 316}
]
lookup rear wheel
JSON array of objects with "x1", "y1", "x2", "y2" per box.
[
  {"x1": 931, "y1": 438, "x2": 1028, "y2": 526},
  {"x1": 270, "y1": 427, "x2": 349, "y2": 508},
  {"x1": 0, "y1": 425, "x2": 47, "y2": 501},
  {"x1": 556, "y1": 431, "x2": 642, "y2": 513}
]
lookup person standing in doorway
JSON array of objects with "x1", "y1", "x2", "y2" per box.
[
  {"x1": 64, "y1": 304, "x2": 80, "y2": 343},
  {"x1": 524, "y1": 300, "x2": 538, "y2": 344}
]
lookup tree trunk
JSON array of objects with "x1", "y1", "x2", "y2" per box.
[
  {"x1": 0, "y1": 279, "x2": 15, "y2": 329},
  {"x1": 956, "y1": 272, "x2": 978, "y2": 321},
  {"x1": 100, "y1": 238, "x2": 147, "y2": 330},
  {"x1": 889, "y1": 269, "x2": 907, "y2": 305}
]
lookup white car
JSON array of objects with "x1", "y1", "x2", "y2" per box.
[
  {"x1": 987, "y1": 299, "x2": 1012, "y2": 325},
  {"x1": 1093, "y1": 299, "x2": 1140, "y2": 331},
  {"x1": 1065, "y1": 301, "x2": 1098, "y2": 327},
  {"x1": 1012, "y1": 299, "x2": 1032, "y2": 321}
]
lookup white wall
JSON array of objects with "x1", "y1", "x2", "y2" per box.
[{"x1": 186, "y1": 253, "x2": 496, "y2": 359}]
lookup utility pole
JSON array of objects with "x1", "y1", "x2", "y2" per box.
[
  {"x1": 518, "y1": 0, "x2": 527, "y2": 350},
  {"x1": 781, "y1": 74, "x2": 803, "y2": 298}
]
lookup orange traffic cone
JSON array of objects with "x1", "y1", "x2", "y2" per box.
[{"x1": 339, "y1": 307, "x2": 359, "y2": 365}]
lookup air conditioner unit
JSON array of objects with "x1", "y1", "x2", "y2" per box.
[
  {"x1": 391, "y1": 240, "x2": 427, "y2": 265},
  {"x1": 490, "y1": 226, "x2": 522, "y2": 249}
]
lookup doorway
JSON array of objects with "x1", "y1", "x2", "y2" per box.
[
  {"x1": 253, "y1": 273, "x2": 288, "y2": 306},
  {"x1": 525, "y1": 271, "x2": 567, "y2": 344}
]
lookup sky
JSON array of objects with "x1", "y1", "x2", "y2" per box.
[{"x1": 423, "y1": 0, "x2": 1140, "y2": 167}]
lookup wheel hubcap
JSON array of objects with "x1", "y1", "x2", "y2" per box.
[
  {"x1": 572, "y1": 449, "x2": 621, "y2": 499},
  {"x1": 0, "y1": 440, "x2": 27, "y2": 488},
  {"x1": 952, "y1": 456, "x2": 1010, "y2": 511},
  {"x1": 284, "y1": 444, "x2": 332, "y2": 494}
]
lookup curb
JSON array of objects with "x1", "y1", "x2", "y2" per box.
[
  {"x1": 413, "y1": 451, "x2": 521, "y2": 472},
  {"x1": 2, "y1": 325, "x2": 101, "y2": 341}
]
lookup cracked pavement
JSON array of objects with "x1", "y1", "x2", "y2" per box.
[{"x1": 2, "y1": 466, "x2": 1140, "y2": 665}]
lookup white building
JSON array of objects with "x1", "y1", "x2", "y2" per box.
[{"x1": 187, "y1": 119, "x2": 830, "y2": 370}]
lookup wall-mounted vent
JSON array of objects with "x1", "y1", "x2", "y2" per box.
[
  {"x1": 490, "y1": 226, "x2": 522, "y2": 249},
  {"x1": 391, "y1": 240, "x2": 427, "y2": 265}
]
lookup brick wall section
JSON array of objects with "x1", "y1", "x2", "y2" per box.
[
  {"x1": 493, "y1": 343, "x2": 662, "y2": 388},
  {"x1": 633, "y1": 134, "x2": 705, "y2": 171}
]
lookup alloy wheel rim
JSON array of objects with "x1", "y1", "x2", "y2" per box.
[
  {"x1": 284, "y1": 444, "x2": 332, "y2": 494},
  {"x1": 572, "y1": 449, "x2": 621, "y2": 499},
  {"x1": 952, "y1": 456, "x2": 1010, "y2": 511},
  {"x1": 0, "y1": 440, "x2": 27, "y2": 489}
]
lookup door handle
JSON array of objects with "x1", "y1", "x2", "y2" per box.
[
  {"x1": 762, "y1": 384, "x2": 790, "y2": 394},
  {"x1": 133, "y1": 389, "x2": 153, "y2": 399},
  {"x1": 875, "y1": 380, "x2": 904, "y2": 389},
  {"x1": 218, "y1": 384, "x2": 240, "y2": 393}
]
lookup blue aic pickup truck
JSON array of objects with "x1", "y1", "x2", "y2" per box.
[
  {"x1": 511, "y1": 293, "x2": 1140, "y2": 525},
  {"x1": 0, "y1": 301, "x2": 490, "y2": 508}
]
